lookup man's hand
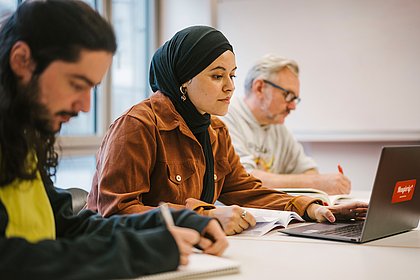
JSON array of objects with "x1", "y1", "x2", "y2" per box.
[
  {"x1": 305, "y1": 201, "x2": 368, "y2": 223},
  {"x1": 315, "y1": 173, "x2": 352, "y2": 195},
  {"x1": 196, "y1": 219, "x2": 229, "y2": 256},
  {"x1": 168, "y1": 226, "x2": 201, "y2": 265},
  {"x1": 168, "y1": 218, "x2": 229, "y2": 265},
  {"x1": 205, "y1": 205, "x2": 256, "y2": 235}
]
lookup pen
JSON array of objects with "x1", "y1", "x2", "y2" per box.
[
  {"x1": 159, "y1": 202, "x2": 174, "y2": 227},
  {"x1": 337, "y1": 164, "x2": 344, "y2": 175}
]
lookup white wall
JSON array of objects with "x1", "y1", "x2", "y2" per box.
[
  {"x1": 159, "y1": 0, "x2": 216, "y2": 43},
  {"x1": 217, "y1": 0, "x2": 420, "y2": 142},
  {"x1": 302, "y1": 141, "x2": 420, "y2": 192},
  {"x1": 158, "y1": 0, "x2": 420, "y2": 192}
]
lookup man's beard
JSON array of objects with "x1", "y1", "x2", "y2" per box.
[
  {"x1": 18, "y1": 77, "x2": 56, "y2": 134},
  {"x1": 19, "y1": 77, "x2": 78, "y2": 134},
  {"x1": 15, "y1": 76, "x2": 59, "y2": 180},
  {"x1": 260, "y1": 92, "x2": 291, "y2": 122}
]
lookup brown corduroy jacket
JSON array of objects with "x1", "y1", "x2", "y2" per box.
[{"x1": 87, "y1": 92, "x2": 319, "y2": 217}]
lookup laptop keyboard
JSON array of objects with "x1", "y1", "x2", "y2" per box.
[{"x1": 318, "y1": 223, "x2": 364, "y2": 237}]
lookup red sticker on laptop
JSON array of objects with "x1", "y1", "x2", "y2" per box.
[{"x1": 391, "y1": 179, "x2": 416, "y2": 203}]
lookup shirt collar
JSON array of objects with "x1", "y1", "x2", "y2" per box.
[{"x1": 150, "y1": 91, "x2": 219, "y2": 144}]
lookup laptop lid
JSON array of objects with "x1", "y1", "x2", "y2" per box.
[{"x1": 282, "y1": 145, "x2": 420, "y2": 243}]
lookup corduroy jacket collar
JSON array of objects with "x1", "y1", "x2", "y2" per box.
[{"x1": 149, "y1": 91, "x2": 222, "y2": 145}]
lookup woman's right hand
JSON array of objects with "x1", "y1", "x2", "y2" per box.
[{"x1": 206, "y1": 205, "x2": 256, "y2": 235}]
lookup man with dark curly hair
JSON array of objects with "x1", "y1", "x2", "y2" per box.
[{"x1": 0, "y1": 1, "x2": 227, "y2": 279}]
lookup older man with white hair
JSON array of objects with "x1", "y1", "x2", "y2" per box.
[{"x1": 221, "y1": 54, "x2": 351, "y2": 195}]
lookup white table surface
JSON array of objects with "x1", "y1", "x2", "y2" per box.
[{"x1": 204, "y1": 190, "x2": 420, "y2": 280}]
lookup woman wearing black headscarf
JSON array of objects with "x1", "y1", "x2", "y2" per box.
[{"x1": 88, "y1": 26, "x2": 368, "y2": 235}]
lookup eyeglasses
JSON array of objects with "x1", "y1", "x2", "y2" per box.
[{"x1": 263, "y1": 79, "x2": 301, "y2": 105}]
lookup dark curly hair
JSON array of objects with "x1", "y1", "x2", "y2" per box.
[{"x1": 0, "y1": 0, "x2": 117, "y2": 186}]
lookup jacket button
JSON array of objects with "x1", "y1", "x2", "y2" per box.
[
  {"x1": 176, "y1": 175, "x2": 182, "y2": 182},
  {"x1": 214, "y1": 174, "x2": 217, "y2": 180}
]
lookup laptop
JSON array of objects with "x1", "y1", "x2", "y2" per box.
[{"x1": 282, "y1": 146, "x2": 420, "y2": 243}]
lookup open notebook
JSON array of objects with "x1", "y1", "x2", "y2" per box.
[
  {"x1": 275, "y1": 188, "x2": 355, "y2": 206},
  {"x1": 134, "y1": 252, "x2": 240, "y2": 280}
]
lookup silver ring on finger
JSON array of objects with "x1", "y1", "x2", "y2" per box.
[{"x1": 241, "y1": 210, "x2": 247, "y2": 219}]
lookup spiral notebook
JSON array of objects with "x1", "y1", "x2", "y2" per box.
[{"x1": 135, "y1": 253, "x2": 240, "y2": 280}]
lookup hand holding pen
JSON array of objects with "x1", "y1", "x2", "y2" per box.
[
  {"x1": 159, "y1": 203, "x2": 228, "y2": 263},
  {"x1": 333, "y1": 164, "x2": 351, "y2": 194},
  {"x1": 160, "y1": 203, "x2": 200, "y2": 265}
]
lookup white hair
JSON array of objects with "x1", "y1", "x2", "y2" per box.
[{"x1": 244, "y1": 54, "x2": 299, "y2": 96}]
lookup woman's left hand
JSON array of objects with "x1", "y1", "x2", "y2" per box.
[{"x1": 306, "y1": 201, "x2": 369, "y2": 223}]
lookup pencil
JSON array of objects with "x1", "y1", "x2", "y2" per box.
[{"x1": 159, "y1": 202, "x2": 175, "y2": 227}]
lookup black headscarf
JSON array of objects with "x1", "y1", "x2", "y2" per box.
[{"x1": 149, "y1": 25, "x2": 233, "y2": 203}]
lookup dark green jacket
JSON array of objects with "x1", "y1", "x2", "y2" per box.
[{"x1": 0, "y1": 177, "x2": 212, "y2": 280}]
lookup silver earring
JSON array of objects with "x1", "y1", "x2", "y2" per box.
[{"x1": 179, "y1": 86, "x2": 187, "y2": 102}]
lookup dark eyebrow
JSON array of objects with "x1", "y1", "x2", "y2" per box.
[
  {"x1": 70, "y1": 74, "x2": 98, "y2": 87},
  {"x1": 209, "y1": 66, "x2": 238, "y2": 72}
]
